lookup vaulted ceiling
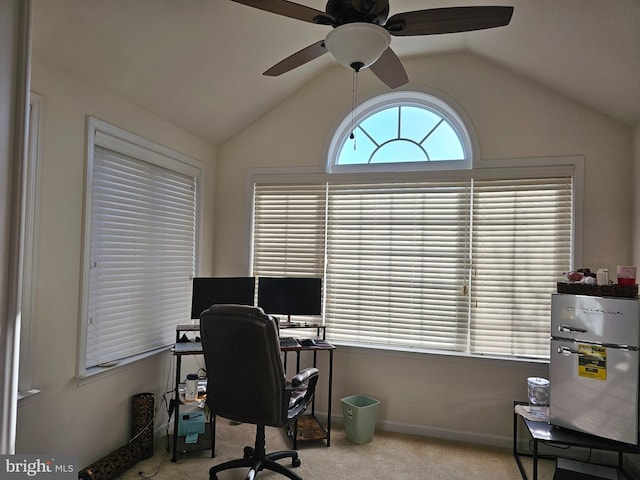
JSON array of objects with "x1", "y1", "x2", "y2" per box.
[{"x1": 31, "y1": 0, "x2": 640, "y2": 145}]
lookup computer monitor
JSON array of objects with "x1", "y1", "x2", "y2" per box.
[
  {"x1": 257, "y1": 277, "x2": 322, "y2": 319},
  {"x1": 190, "y1": 277, "x2": 256, "y2": 319}
]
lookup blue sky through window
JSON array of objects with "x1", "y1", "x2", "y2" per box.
[{"x1": 337, "y1": 105, "x2": 465, "y2": 165}]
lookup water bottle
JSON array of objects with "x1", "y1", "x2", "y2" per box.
[
  {"x1": 185, "y1": 373, "x2": 198, "y2": 401},
  {"x1": 596, "y1": 268, "x2": 609, "y2": 285}
]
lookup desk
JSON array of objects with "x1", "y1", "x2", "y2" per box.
[
  {"x1": 170, "y1": 324, "x2": 335, "y2": 462},
  {"x1": 513, "y1": 401, "x2": 640, "y2": 480}
]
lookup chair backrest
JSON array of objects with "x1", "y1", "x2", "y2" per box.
[{"x1": 200, "y1": 304, "x2": 286, "y2": 426}]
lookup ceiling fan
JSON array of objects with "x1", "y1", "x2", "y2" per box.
[{"x1": 231, "y1": 0, "x2": 514, "y2": 88}]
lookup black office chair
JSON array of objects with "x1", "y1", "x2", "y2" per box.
[{"x1": 200, "y1": 304, "x2": 319, "y2": 480}]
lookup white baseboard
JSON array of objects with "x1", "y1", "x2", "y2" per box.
[
  {"x1": 376, "y1": 418, "x2": 512, "y2": 449},
  {"x1": 326, "y1": 411, "x2": 513, "y2": 449}
]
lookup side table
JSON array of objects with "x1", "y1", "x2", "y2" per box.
[{"x1": 513, "y1": 400, "x2": 640, "y2": 480}]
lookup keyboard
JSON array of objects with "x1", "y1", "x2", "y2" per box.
[{"x1": 279, "y1": 336, "x2": 300, "y2": 348}]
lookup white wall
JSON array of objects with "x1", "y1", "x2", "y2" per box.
[
  {"x1": 15, "y1": 55, "x2": 216, "y2": 468},
  {"x1": 630, "y1": 122, "x2": 640, "y2": 479},
  {"x1": 633, "y1": 123, "x2": 640, "y2": 265},
  {"x1": 215, "y1": 51, "x2": 634, "y2": 446}
]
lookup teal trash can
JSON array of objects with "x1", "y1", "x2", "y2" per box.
[{"x1": 341, "y1": 394, "x2": 380, "y2": 444}]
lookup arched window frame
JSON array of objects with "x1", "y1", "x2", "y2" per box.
[{"x1": 327, "y1": 90, "x2": 476, "y2": 174}]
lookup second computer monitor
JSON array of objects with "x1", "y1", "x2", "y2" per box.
[{"x1": 257, "y1": 277, "x2": 322, "y2": 317}]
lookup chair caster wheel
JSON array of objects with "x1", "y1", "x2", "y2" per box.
[
  {"x1": 292, "y1": 457, "x2": 301, "y2": 468},
  {"x1": 243, "y1": 446, "x2": 254, "y2": 458}
]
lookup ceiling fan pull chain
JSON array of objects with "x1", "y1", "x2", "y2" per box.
[{"x1": 350, "y1": 69, "x2": 358, "y2": 149}]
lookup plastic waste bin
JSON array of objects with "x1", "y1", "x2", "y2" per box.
[{"x1": 341, "y1": 394, "x2": 380, "y2": 444}]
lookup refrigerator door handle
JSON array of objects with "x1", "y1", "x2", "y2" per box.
[
  {"x1": 558, "y1": 323, "x2": 588, "y2": 334},
  {"x1": 557, "y1": 345, "x2": 582, "y2": 356}
]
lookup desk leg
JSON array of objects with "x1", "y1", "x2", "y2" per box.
[
  {"x1": 513, "y1": 408, "x2": 529, "y2": 480},
  {"x1": 326, "y1": 349, "x2": 333, "y2": 447},
  {"x1": 291, "y1": 350, "x2": 301, "y2": 451},
  {"x1": 513, "y1": 408, "x2": 518, "y2": 457},
  {"x1": 211, "y1": 414, "x2": 216, "y2": 458},
  {"x1": 171, "y1": 355, "x2": 181, "y2": 462},
  {"x1": 311, "y1": 351, "x2": 317, "y2": 418},
  {"x1": 532, "y1": 438, "x2": 538, "y2": 480}
]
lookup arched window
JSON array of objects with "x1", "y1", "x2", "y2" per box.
[
  {"x1": 328, "y1": 90, "x2": 473, "y2": 173},
  {"x1": 251, "y1": 89, "x2": 578, "y2": 361}
]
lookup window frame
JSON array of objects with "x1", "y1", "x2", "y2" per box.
[
  {"x1": 327, "y1": 90, "x2": 477, "y2": 174},
  {"x1": 17, "y1": 92, "x2": 43, "y2": 400},
  {"x1": 78, "y1": 117, "x2": 202, "y2": 380}
]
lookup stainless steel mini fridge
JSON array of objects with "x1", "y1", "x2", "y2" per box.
[{"x1": 550, "y1": 293, "x2": 640, "y2": 444}]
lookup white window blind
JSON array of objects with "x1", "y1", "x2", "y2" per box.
[
  {"x1": 252, "y1": 184, "x2": 326, "y2": 277},
  {"x1": 85, "y1": 144, "x2": 197, "y2": 369},
  {"x1": 325, "y1": 182, "x2": 470, "y2": 351},
  {"x1": 251, "y1": 174, "x2": 573, "y2": 360},
  {"x1": 470, "y1": 177, "x2": 572, "y2": 358}
]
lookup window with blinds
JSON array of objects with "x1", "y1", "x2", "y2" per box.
[
  {"x1": 81, "y1": 119, "x2": 199, "y2": 374},
  {"x1": 251, "y1": 175, "x2": 572, "y2": 360},
  {"x1": 252, "y1": 184, "x2": 326, "y2": 324},
  {"x1": 252, "y1": 184, "x2": 326, "y2": 277},
  {"x1": 470, "y1": 178, "x2": 573, "y2": 358},
  {"x1": 325, "y1": 182, "x2": 470, "y2": 351}
]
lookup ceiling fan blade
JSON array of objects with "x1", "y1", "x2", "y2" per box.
[
  {"x1": 263, "y1": 40, "x2": 329, "y2": 76},
  {"x1": 369, "y1": 47, "x2": 409, "y2": 89},
  {"x1": 386, "y1": 6, "x2": 514, "y2": 36},
  {"x1": 231, "y1": 0, "x2": 333, "y2": 25}
]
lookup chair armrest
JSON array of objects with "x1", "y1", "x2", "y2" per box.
[
  {"x1": 283, "y1": 367, "x2": 319, "y2": 422},
  {"x1": 291, "y1": 367, "x2": 319, "y2": 387}
]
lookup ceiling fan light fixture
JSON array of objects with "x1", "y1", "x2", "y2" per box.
[{"x1": 325, "y1": 23, "x2": 391, "y2": 71}]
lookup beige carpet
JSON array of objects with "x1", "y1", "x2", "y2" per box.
[{"x1": 118, "y1": 419, "x2": 556, "y2": 480}]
